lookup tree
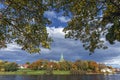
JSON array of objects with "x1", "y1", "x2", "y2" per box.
[
  {"x1": 29, "y1": 60, "x2": 43, "y2": 70},
  {"x1": 47, "y1": 62, "x2": 58, "y2": 70},
  {"x1": 98, "y1": 63, "x2": 106, "y2": 70},
  {"x1": 59, "y1": 61, "x2": 71, "y2": 71},
  {"x1": 88, "y1": 61, "x2": 99, "y2": 72},
  {"x1": 75, "y1": 60, "x2": 87, "y2": 71},
  {"x1": 4, "y1": 62, "x2": 18, "y2": 71},
  {"x1": 71, "y1": 63, "x2": 77, "y2": 70},
  {"x1": 0, "y1": 0, "x2": 120, "y2": 53},
  {"x1": 0, "y1": 60, "x2": 4, "y2": 71},
  {"x1": 0, "y1": 0, "x2": 52, "y2": 53},
  {"x1": 26, "y1": 62, "x2": 30, "y2": 65},
  {"x1": 51, "y1": 0, "x2": 120, "y2": 53},
  {"x1": 82, "y1": 61, "x2": 89, "y2": 71}
]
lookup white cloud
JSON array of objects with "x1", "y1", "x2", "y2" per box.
[
  {"x1": 1, "y1": 43, "x2": 21, "y2": 52},
  {"x1": 0, "y1": 27, "x2": 120, "y2": 68},
  {"x1": 104, "y1": 56, "x2": 120, "y2": 68},
  {"x1": 47, "y1": 27, "x2": 65, "y2": 37},
  {"x1": 47, "y1": 27, "x2": 120, "y2": 67},
  {"x1": 44, "y1": 11, "x2": 71, "y2": 23},
  {"x1": 58, "y1": 16, "x2": 71, "y2": 23},
  {"x1": 41, "y1": 48, "x2": 51, "y2": 54},
  {"x1": 44, "y1": 11, "x2": 57, "y2": 19}
]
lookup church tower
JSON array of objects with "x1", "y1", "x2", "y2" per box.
[{"x1": 60, "y1": 53, "x2": 64, "y2": 62}]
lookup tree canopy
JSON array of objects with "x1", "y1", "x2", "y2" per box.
[
  {"x1": 51, "y1": 0, "x2": 120, "y2": 53},
  {"x1": 0, "y1": 0, "x2": 52, "y2": 53},
  {"x1": 0, "y1": 0, "x2": 120, "y2": 53}
]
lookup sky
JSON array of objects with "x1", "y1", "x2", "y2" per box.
[{"x1": 0, "y1": 9, "x2": 120, "y2": 68}]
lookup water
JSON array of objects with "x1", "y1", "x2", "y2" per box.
[{"x1": 0, "y1": 74, "x2": 120, "y2": 80}]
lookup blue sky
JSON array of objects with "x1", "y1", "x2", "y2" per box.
[{"x1": 0, "y1": 10, "x2": 120, "y2": 68}]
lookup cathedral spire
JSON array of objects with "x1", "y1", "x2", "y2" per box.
[{"x1": 60, "y1": 53, "x2": 64, "y2": 62}]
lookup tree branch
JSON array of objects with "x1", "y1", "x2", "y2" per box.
[{"x1": 109, "y1": 0, "x2": 120, "y2": 10}]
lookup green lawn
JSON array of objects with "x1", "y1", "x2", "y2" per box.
[
  {"x1": 53, "y1": 70, "x2": 70, "y2": 75},
  {"x1": 0, "y1": 69, "x2": 70, "y2": 75}
]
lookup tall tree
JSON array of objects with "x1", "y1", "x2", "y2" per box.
[
  {"x1": 0, "y1": 0, "x2": 120, "y2": 53},
  {"x1": 0, "y1": 0, "x2": 52, "y2": 53},
  {"x1": 51, "y1": 0, "x2": 120, "y2": 53}
]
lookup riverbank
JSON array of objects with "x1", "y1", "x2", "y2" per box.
[
  {"x1": 0, "y1": 70, "x2": 70, "y2": 75},
  {"x1": 0, "y1": 69, "x2": 116, "y2": 75},
  {"x1": 0, "y1": 71, "x2": 115, "y2": 75}
]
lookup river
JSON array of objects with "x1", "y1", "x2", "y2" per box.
[{"x1": 0, "y1": 74, "x2": 120, "y2": 80}]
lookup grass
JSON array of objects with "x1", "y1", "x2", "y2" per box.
[
  {"x1": 53, "y1": 70, "x2": 70, "y2": 75},
  {"x1": 0, "y1": 69, "x2": 70, "y2": 75}
]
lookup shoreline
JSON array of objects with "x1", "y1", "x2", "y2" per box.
[{"x1": 0, "y1": 70, "x2": 117, "y2": 75}]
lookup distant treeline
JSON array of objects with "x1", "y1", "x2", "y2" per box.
[
  {"x1": 0, "y1": 60, "x2": 18, "y2": 72},
  {"x1": 0, "y1": 59, "x2": 113, "y2": 74},
  {"x1": 28, "y1": 59, "x2": 113, "y2": 74}
]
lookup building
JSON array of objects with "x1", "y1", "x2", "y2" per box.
[
  {"x1": 18, "y1": 64, "x2": 29, "y2": 69},
  {"x1": 50, "y1": 53, "x2": 65, "y2": 63},
  {"x1": 60, "y1": 53, "x2": 65, "y2": 62},
  {"x1": 101, "y1": 68, "x2": 113, "y2": 73}
]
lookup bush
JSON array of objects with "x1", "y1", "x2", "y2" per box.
[{"x1": 4, "y1": 62, "x2": 18, "y2": 71}]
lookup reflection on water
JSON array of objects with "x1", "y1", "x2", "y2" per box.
[{"x1": 0, "y1": 74, "x2": 120, "y2": 80}]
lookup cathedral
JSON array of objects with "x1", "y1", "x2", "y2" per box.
[
  {"x1": 50, "y1": 53, "x2": 65, "y2": 63},
  {"x1": 60, "y1": 53, "x2": 64, "y2": 62}
]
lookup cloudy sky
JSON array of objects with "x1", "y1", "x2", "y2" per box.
[{"x1": 0, "y1": 10, "x2": 120, "y2": 68}]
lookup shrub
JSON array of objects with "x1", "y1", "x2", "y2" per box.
[{"x1": 4, "y1": 62, "x2": 18, "y2": 71}]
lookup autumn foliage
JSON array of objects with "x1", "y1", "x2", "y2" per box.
[{"x1": 28, "y1": 59, "x2": 111, "y2": 74}]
